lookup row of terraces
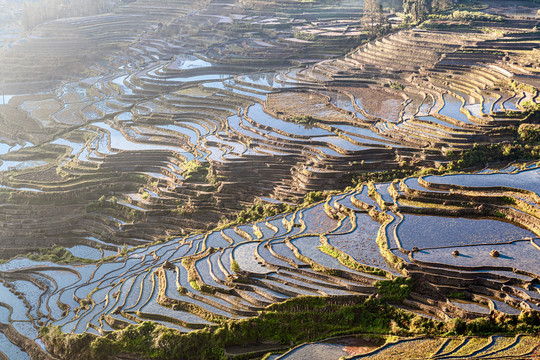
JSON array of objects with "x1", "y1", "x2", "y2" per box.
[
  {"x1": 0, "y1": 1, "x2": 538, "y2": 358},
  {"x1": 1, "y1": 165, "x2": 540, "y2": 357},
  {"x1": 0, "y1": 9, "x2": 538, "y2": 264}
]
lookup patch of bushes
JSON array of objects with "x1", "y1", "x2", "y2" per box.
[
  {"x1": 388, "y1": 81, "x2": 405, "y2": 91},
  {"x1": 293, "y1": 31, "x2": 317, "y2": 41},
  {"x1": 0, "y1": 244, "x2": 94, "y2": 264},
  {"x1": 318, "y1": 244, "x2": 387, "y2": 277},
  {"x1": 510, "y1": 80, "x2": 537, "y2": 96},
  {"x1": 39, "y1": 293, "x2": 540, "y2": 360},
  {"x1": 183, "y1": 160, "x2": 208, "y2": 182},
  {"x1": 288, "y1": 115, "x2": 317, "y2": 125},
  {"x1": 376, "y1": 277, "x2": 412, "y2": 302},
  {"x1": 449, "y1": 292, "x2": 466, "y2": 299},
  {"x1": 235, "y1": 202, "x2": 296, "y2": 224},
  {"x1": 347, "y1": 117, "x2": 540, "y2": 187},
  {"x1": 518, "y1": 124, "x2": 540, "y2": 144},
  {"x1": 428, "y1": 10, "x2": 504, "y2": 22},
  {"x1": 303, "y1": 190, "x2": 327, "y2": 204},
  {"x1": 448, "y1": 310, "x2": 540, "y2": 336},
  {"x1": 39, "y1": 297, "x2": 439, "y2": 360},
  {"x1": 217, "y1": 202, "x2": 297, "y2": 230},
  {"x1": 446, "y1": 142, "x2": 540, "y2": 171}
]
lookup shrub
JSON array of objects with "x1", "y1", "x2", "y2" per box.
[
  {"x1": 451, "y1": 10, "x2": 504, "y2": 22},
  {"x1": 518, "y1": 124, "x2": 540, "y2": 144},
  {"x1": 231, "y1": 259, "x2": 241, "y2": 273},
  {"x1": 303, "y1": 191, "x2": 326, "y2": 204},
  {"x1": 376, "y1": 277, "x2": 412, "y2": 302},
  {"x1": 388, "y1": 81, "x2": 405, "y2": 90},
  {"x1": 293, "y1": 31, "x2": 317, "y2": 41},
  {"x1": 288, "y1": 115, "x2": 317, "y2": 125}
]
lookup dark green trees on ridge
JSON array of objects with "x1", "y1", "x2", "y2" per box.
[{"x1": 403, "y1": 0, "x2": 454, "y2": 22}]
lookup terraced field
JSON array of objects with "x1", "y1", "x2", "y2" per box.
[
  {"x1": 277, "y1": 334, "x2": 540, "y2": 359},
  {"x1": 0, "y1": 0, "x2": 540, "y2": 358}
]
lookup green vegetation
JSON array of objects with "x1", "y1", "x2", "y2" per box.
[
  {"x1": 183, "y1": 160, "x2": 207, "y2": 182},
  {"x1": 85, "y1": 195, "x2": 118, "y2": 212},
  {"x1": 317, "y1": 243, "x2": 388, "y2": 277},
  {"x1": 449, "y1": 292, "x2": 466, "y2": 299},
  {"x1": 40, "y1": 293, "x2": 540, "y2": 360},
  {"x1": 231, "y1": 259, "x2": 241, "y2": 273},
  {"x1": 376, "y1": 277, "x2": 412, "y2": 302},
  {"x1": 403, "y1": 0, "x2": 453, "y2": 22},
  {"x1": 189, "y1": 280, "x2": 201, "y2": 291},
  {"x1": 303, "y1": 190, "x2": 327, "y2": 204},
  {"x1": 450, "y1": 10, "x2": 504, "y2": 22},
  {"x1": 0, "y1": 244, "x2": 94, "y2": 265},
  {"x1": 446, "y1": 141, "x2": 540, "y2": 171},
  {"x1": 388, "y1": 81, "x2": 405, "y2": 90},
  {"x1": 293, "y1": 31, "x2": 317, "y2": 41},
  {"x1": 347, "y1": 110, "x2": 540, "y2": 186},
  {"x1": 182, "y1": 160, "x2": 224, "y2": 186},
  {"x1": 520, "y1": 100, "x2": 540, "y2": 112},
  {"x1": 216, "y1": 190, "x2": 332, "y2": 230},
  {"x1": 429, "y1": 10, "x2": 504, "y2": 22},
  {"x1": 223, "y1": 202, "x2": 297, "y2": 228},
  {"x1": 209, "y1": 191, "x2": 339, "y2": 246},
  {"x1": 39, "y1": 297, "x2": 436, "y2": 360},
  {"x1": 448, "y1": 310, "x2": 540, "y2": 336},
  {"x1": 518, "y1": 124, "x2": 540, "y2": 144},
  {"x1": 348, "y1": 167, "x2": 423, "y2": 186},
  {"x1": 288, "y1": 115, "x2": 317, "y2": 125}
]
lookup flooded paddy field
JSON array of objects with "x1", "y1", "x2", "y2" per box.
[
  {"x1": 0, "y1": 167, "x2": 540, "y2": 357},
  {"x1": 0, "y1": 0, "x2": 539, "y2": 358}
]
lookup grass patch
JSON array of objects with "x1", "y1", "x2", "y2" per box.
[
  {"x1": 0, "y1": 244, "x2": 94, "y2": 265},
  {"x1": 217, "y1": 201, "x2": 297, "y2": 230},
  {"x1": 189, "y1": 280, "x2": 201, "y2": 291},
  {"x1": 376, "y1": 277, "x2": 412, "y2": 303},
  {"x1": 317, "y1": 242, "x2": 387, "y2": 277}
]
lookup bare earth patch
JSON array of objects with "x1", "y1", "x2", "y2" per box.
[
  {"x1": 265, "y1": 91, "x2": 354, "y2": 122},
  {"x1": 340, "y1": 86, "x2": 405, "y2": 122}
]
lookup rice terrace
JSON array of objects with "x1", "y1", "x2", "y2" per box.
[{"x1": 1, "y1": 0, "x2": 540, "y2": 358}]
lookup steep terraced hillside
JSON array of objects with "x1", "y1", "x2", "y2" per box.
[{"x1": 0, "y1": 0, "x2": 539, "y2": 358}]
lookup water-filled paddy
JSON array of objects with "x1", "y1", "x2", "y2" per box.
[
  {"x1": 397, "y1": 214, "x2": 535, "y2": 249},
  {"x1": 247, "y1": 104, "x2": 333, "y2": 137},
  {"x1": 413, "y1": 240, "x2": 540, "y2": 274},
  {"x1": 2, "y1": 2, "x2": 540, "y2": 358},
  {"x1": 439, "y1": 93, "x2": 471, "y2": 124},
  {"x1": 424, "y1": 168, "x2": 540, "y2": 195},
  {"x1": 0, "y1": 332, "x2": 31, "y2": 359}
]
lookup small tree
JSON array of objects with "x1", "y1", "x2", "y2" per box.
[
  {"x1": 403, "y1": 0, "x2": 432, "y2": 22},
  {"x1": 363, "y1": 0, "x2": 381, "y2": 37},
  {"x1": 432, "y1": 0, "x2": 452, "y2": 12},
  {"x1": 231, "y1": 259, "x2": 241, "y2": 273}
]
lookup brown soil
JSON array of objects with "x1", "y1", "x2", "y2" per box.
[
  {"x1": 340, "y1": 86, "x2": 405, "y2": 122},
  {"x1": 13, "y1": 167, "x2": 66, "y2": 183},
  {"x1": 265, "y1": 91, "x2": 353, "y2": 122},
  {"x1": 225, "y1": 343, "x2": 287, "y2": 355},
  {"x1": 330, "y1": 336, "x2": 382, "y2": 356}
]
